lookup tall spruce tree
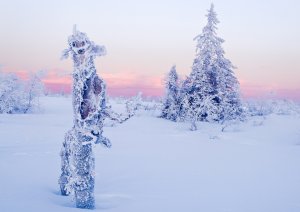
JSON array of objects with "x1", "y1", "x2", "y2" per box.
[
  {"x1": 161, "y1": 65, "x2": 180, "y2": 121},
  {"x1": 184, "y1": 4, "x2": 242, "y2": 122}
]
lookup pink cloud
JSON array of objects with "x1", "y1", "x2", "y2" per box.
[
  {"x1": 10, "y1": 69, "x2": 164, "y2": 97},
  {"x1": 101, "y1": 72, "x2": 164, "y2": 97},
  {"x1": 3, "y1": 69, "x2": 300, "y2": 100},
  {"x1": 239, "y1": 79, "x2": 300, "y2": 100},
  {"x1": 45, "y1": 82, "x2": 71, "y2": 94}
]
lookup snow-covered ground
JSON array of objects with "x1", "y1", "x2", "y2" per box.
[{"x1": 1, "y1": 96, "x2": 300, "y2": 212}]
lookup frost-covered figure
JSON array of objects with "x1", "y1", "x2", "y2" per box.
[
  {"x1": 160, "y1": 65, "x2": 180, "y2": 121},
  {"x1": 182, "y1": 4, "x2": 243, "y2": 123},
  {"x1": 59, "y1": 26, "x2": 111, "y2": 209}
]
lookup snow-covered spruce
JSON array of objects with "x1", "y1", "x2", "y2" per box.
[
  {"x1": 181, "y1": 4, "x2": 243, "y2": 123},
  {"x1": 59, "y1": 26, "x2": 111, "y2": 209},
  {"x1": 160, "y1": 65, "x2": 180, "y2": 121}
]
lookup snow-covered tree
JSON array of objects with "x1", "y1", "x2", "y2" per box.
[
  {"x1": 182, "y1": 4, "x2": 243, "y2": 123},
  {"x1": 0, "y1": 72, "x2": 44, "y2": 114},
  {"x1": 125, "y1": 91, "x2": 143, "y2": 116},
  {"x1": 160, "y1": 65, "x2": 180, "y2": 121},
  {"x1": 59, "y1": 26, "x2": 111, "y2": 209},
  {"x1": 0, "y1": 73, "x2": 26, "y2": 113},
  {"x1": 24, "y1": 71, "x2": 44, "y2": 113}
]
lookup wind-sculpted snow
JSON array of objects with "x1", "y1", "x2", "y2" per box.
[{"x1": 59, "y1": 26, "x2": 110, "y2": 209}]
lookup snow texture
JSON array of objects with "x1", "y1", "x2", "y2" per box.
[{"x1": 0, "y1": 96, "x2": 300, "y2": 212}]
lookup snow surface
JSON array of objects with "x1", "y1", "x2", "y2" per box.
[{"x1": 1, "y1": 96, "x2": 300, "y2": 212}]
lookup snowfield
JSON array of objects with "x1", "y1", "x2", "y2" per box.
[{"x1": 1, "y1": 96, "x2": 300, "y2": 212}]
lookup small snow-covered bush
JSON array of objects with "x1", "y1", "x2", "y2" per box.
[
  {"x1": 124, "y1": 92, "x2": 162, "y2": 116},
  {"x1": 0, "y1": 72, "x2": 44, "y2": 114},
  {"x1": 103, "y1": 94, "x2": 163, "y2": 127},
  {"x1": 244, "y1": 99, "x2": 300, "y2": 117}
]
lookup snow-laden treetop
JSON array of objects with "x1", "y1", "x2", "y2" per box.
[
  {"x1": 204, "y1": 4, "x2": 219, "y2": 36},
  {"x1": 194, "y1": 4, "x2": 224, "y2": 55},
  {"x1": 61, "y1": 25, "x2": 106, "y2": 61},
  {"x1": 192, "y1": 3, "x2": 234, "y2": 74}
]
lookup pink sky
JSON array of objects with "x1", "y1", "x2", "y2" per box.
[
  {"x1": 11, "y1": 69, "x2": 164, "y2": 97},
  {"x1": 1, "y1": 1, "x2": 299, "y2": 100},
  {"x1": 8, "y1": 69, "x2": 300, "y2": 101},
  {"x1": 239, "y1": 79, "x2": 300, "y2": 101}
]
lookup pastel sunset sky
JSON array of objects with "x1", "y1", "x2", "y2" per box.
[{"x1": 0, "y1": 0, "x2": 299, "y2": 99}]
